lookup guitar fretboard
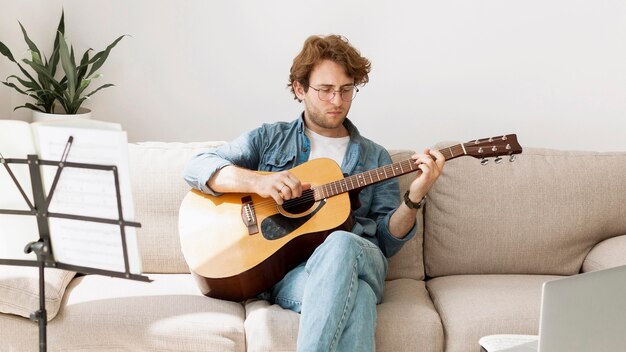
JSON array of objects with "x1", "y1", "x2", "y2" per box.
[{"x1": 312, "y1": 143, "x2": 466, "y2": 200}]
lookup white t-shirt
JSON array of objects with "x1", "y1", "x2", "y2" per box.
[{"x1": 305, "y1": 127, "x2": 350, "y2": 167}]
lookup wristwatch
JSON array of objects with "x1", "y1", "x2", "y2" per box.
[{"x1": 403, "y1": 191, "x2": 425, "y2": 210}]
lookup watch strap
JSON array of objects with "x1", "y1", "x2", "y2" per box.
[{"x1": 403, "y1": 190, "x2": 425, "y2": 209}]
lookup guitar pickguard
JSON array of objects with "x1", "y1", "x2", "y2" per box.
[{"x1": 261, "y1": 199, "x2": 327, "y2": 240}]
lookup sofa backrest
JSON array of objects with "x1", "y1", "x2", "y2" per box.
[
  {"x1": 386, "y1": 150, "x2": 425, "y2": 281},
  {"x1": 128, "y1": 141, "x2": 225, "y2": 273},
  {"x1": 424, "y1": 147, "x2": 626, "y2": 277}
]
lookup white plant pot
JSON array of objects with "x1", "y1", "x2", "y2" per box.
[{"x1": 32, "y1": 107, "x2": 92, "y2": 122}]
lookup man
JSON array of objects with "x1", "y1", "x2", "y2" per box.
[{"x1": 183, "y1": 34, "x2": 445, "y2": 352}]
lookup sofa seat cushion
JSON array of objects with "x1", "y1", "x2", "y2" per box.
[
  {"x1": 427, "y1": 274, "x2": 562, "y2": 352},
  {"x1": 0, "y1": 312, "x2": 39, "y2": 351},
  {"x1": 244, "y1": 279, "x2": 443, "y2": 352},
  {"x1": 48, "y1": 274, "x2": 245, "y2": 352}
]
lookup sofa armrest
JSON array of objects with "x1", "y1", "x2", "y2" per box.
[{"x1": 582, "y1": 235, "x2": 626, "y2": 273}]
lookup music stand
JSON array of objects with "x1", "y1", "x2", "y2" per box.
[{"x1": 0, "y1": 136, "x2": 150, "y2": 352}]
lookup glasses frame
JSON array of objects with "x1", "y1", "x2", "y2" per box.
[{"x1": 307, "y1": 85, "x2": 359, "y2": 102}]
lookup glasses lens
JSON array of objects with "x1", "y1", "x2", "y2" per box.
[
  {"x1": 318, "y1": 88, "x2": 334, "y2": 101},
  {"x1": 341, "y1": 87, "x2": 357, "y2": 102}
]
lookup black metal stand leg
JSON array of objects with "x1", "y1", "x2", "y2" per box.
[
  {"x1": 25, "y1": 240, "x2": 48, "y2": 352},
  {"x1": 36, "y1": 261, "x2": 47, "y2": 352}
]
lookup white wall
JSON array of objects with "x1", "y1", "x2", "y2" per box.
[{"x1": 1, "y1": 0, "x2": 625, "y2": 151}]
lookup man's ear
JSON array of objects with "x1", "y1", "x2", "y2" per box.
[{"x1": 293, "y1": 81, "x2": 306, "y2": 101}]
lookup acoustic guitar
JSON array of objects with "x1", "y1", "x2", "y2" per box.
[{"x1": 179, "y1": 134, "x2": 522, "y2": 301}]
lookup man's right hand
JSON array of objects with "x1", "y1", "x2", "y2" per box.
[
  {"x1": 208, "y1": 165, "x2": 309, "y2": 205},
  {"x1": 258, "y1": 171, "x2": 309, "y2": 205}
]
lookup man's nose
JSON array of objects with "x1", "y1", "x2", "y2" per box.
[{"x1": 330, "y1": 91, "x2": 343, "y2": 106}]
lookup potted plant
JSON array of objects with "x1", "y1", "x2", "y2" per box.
[{"x1": 0, "y1": 11, "x2": 125, "y2": 120}]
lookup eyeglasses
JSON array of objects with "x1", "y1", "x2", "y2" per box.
[{"x1": 307, "y1": 85, "x2": 359, "y2": 102}]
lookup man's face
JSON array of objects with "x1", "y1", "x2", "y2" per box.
[{"x1": 294, "y1": 59, "x2": 355, "y2": 137}]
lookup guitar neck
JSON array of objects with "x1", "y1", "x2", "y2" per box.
[{"x1": 312, "y1": 143, "x2": 466, "y2": 200}]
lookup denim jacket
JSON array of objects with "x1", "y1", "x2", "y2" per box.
[{"x1": 183, "y1": 114, "x2": 416, "y2": 257}]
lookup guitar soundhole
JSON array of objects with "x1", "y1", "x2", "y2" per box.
[{"x1": 282, "y1": 189, "x2": 316, "y2": 215}]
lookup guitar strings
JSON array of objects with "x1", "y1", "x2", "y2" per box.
[
  {"x1": 236, "y1": 142, "x2": 512, "y2": 212},
  {"x1": 242, "y1": 150, "x2": 470, "y2": 212},
  {"x1": 231, "y1": 142, "x2": 512, "y2": 213},
  {"x1": 245, "y1": 192, "x2": 318, "y2": 211}
]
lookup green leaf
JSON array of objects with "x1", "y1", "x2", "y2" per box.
[
  {"x1": 77, "y1": 49, "x2": 92, "y2": 82},
  {"x1": 85, "y1": 83, "x2": 114, "y2": 97},
  {"x1": 66, "y1": 98, "x2": 83, "y2": 114},
  {"x1": 2, "y1": 81, "x2": 30, "y2": 96},
  {"x1": 48, "y1": 11, "x2": 64, "y2": 77},
  {"x1": 53, "y1": 10, "x2": 65, "y2": 48},
  {"x1": 70, "y1": 45, "x2": 75, "y2": 68},
  {"x1": 87, "y1": 35, "x2": 126, "y2": 77},
  {"x1": 22, "y1": 59, "x2": 64, "y2": 92},
  {"x1": 0, "y1": 41, "x2": 16, "y2": 62},
  {"x1": 32, "y1": 51, "x2": 42, "y2": 65},
  {"x1": 18, "y1": 22, "x2": 42, "y2": 58},
  {"x1": 15, "y1": 103, "x2": 45, "y2": 112},
  {"x1": 8, "y1": 60, "x2": 44, "y2": 92},
  {"x1": 6, "y1": 74, "x2": 39, "y2": 90},
  {"x1": 0, "y1": 42, "x2": 41, "y2": 89},
  {"x1": 38, "y1": 88, "x2": 65, "y2": 105},
  {"x1": 76, "y1": 78, "x2": 91, "y2": 97},
  {"x1": 50, "y1": 29, "x2": 63, "y2": 77},
  {"x1": 57, "y1": 32, "x2": 76, "y2": 100}
]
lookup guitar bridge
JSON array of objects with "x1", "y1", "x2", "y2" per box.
[{"x1": 241, "y1": 195, "x2": 259, "y2": 235}]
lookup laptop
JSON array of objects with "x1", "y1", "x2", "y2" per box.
[{"x1": 479, "y1": 265, "x2": 626, "y2": 352}]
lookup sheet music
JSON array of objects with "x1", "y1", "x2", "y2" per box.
[
  {"x1": 32, "y1": 124, "x2": 142, "y2": 274},
  {"x1": 0, "y1": 121, "x2": 39, "y2": 260}
]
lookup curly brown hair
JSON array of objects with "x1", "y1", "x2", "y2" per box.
[{"x1": 288, "y1": 34, "x2": 371, "y2": 101}]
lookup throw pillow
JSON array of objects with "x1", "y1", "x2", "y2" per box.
[{"x1": 0, "y1": 265, "x2": 75, "y2": 321}]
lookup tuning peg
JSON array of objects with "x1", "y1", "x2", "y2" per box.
[
  {"x1": 480, "y1": 158, "x2": 489, "y2": 166},
  {"x1": 495, "y1": 157, "x2": 503, "y2": 164},
  {"x1": 509, "y1": 155, "x2": 516, "y2": 162}
]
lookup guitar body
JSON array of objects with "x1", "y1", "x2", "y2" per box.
[{"x1": 179, "y1": 158, "x2": 351, "y2": 301}]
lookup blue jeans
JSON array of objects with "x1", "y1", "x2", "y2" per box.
[{"x1": 270, "y1": 231, "x2": 388, "y2": 352}]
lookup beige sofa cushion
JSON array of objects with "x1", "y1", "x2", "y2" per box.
[
  {"x1": 425, "y1": 148, "x2": 626, "y2": 277},
  {"x1": 128, "y1": 141, "x2": 225, "y2": 273},
  {"x1": 0, "y1": 311, "x2": 38, "y2": 351},
  {"x1": 427, "y1": 274, "x2": 562, "y2": 352},
  {"x1": 582, "y1": 234, "x2": 626, "y2": 272},
  {"x1": 386, "y1": 150, "x2": 425, "y2": 281},
  {"x1": 50, "y1": 274, "x2": 245, "y2": 351},
  {"x1": 0, "y1": 266, "x2": 75, "y2": 321},
  {"x1": 244, "y1": 279, "x2": 443, "y2": 352}
]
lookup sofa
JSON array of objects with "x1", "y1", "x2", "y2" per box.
[{"x1": 1, "y1": 140, "x2": 625, "y2": 352}]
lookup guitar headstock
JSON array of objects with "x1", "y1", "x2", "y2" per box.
[{"x1": 462, "y1": 134, "x2": 523, "y2": 163}]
